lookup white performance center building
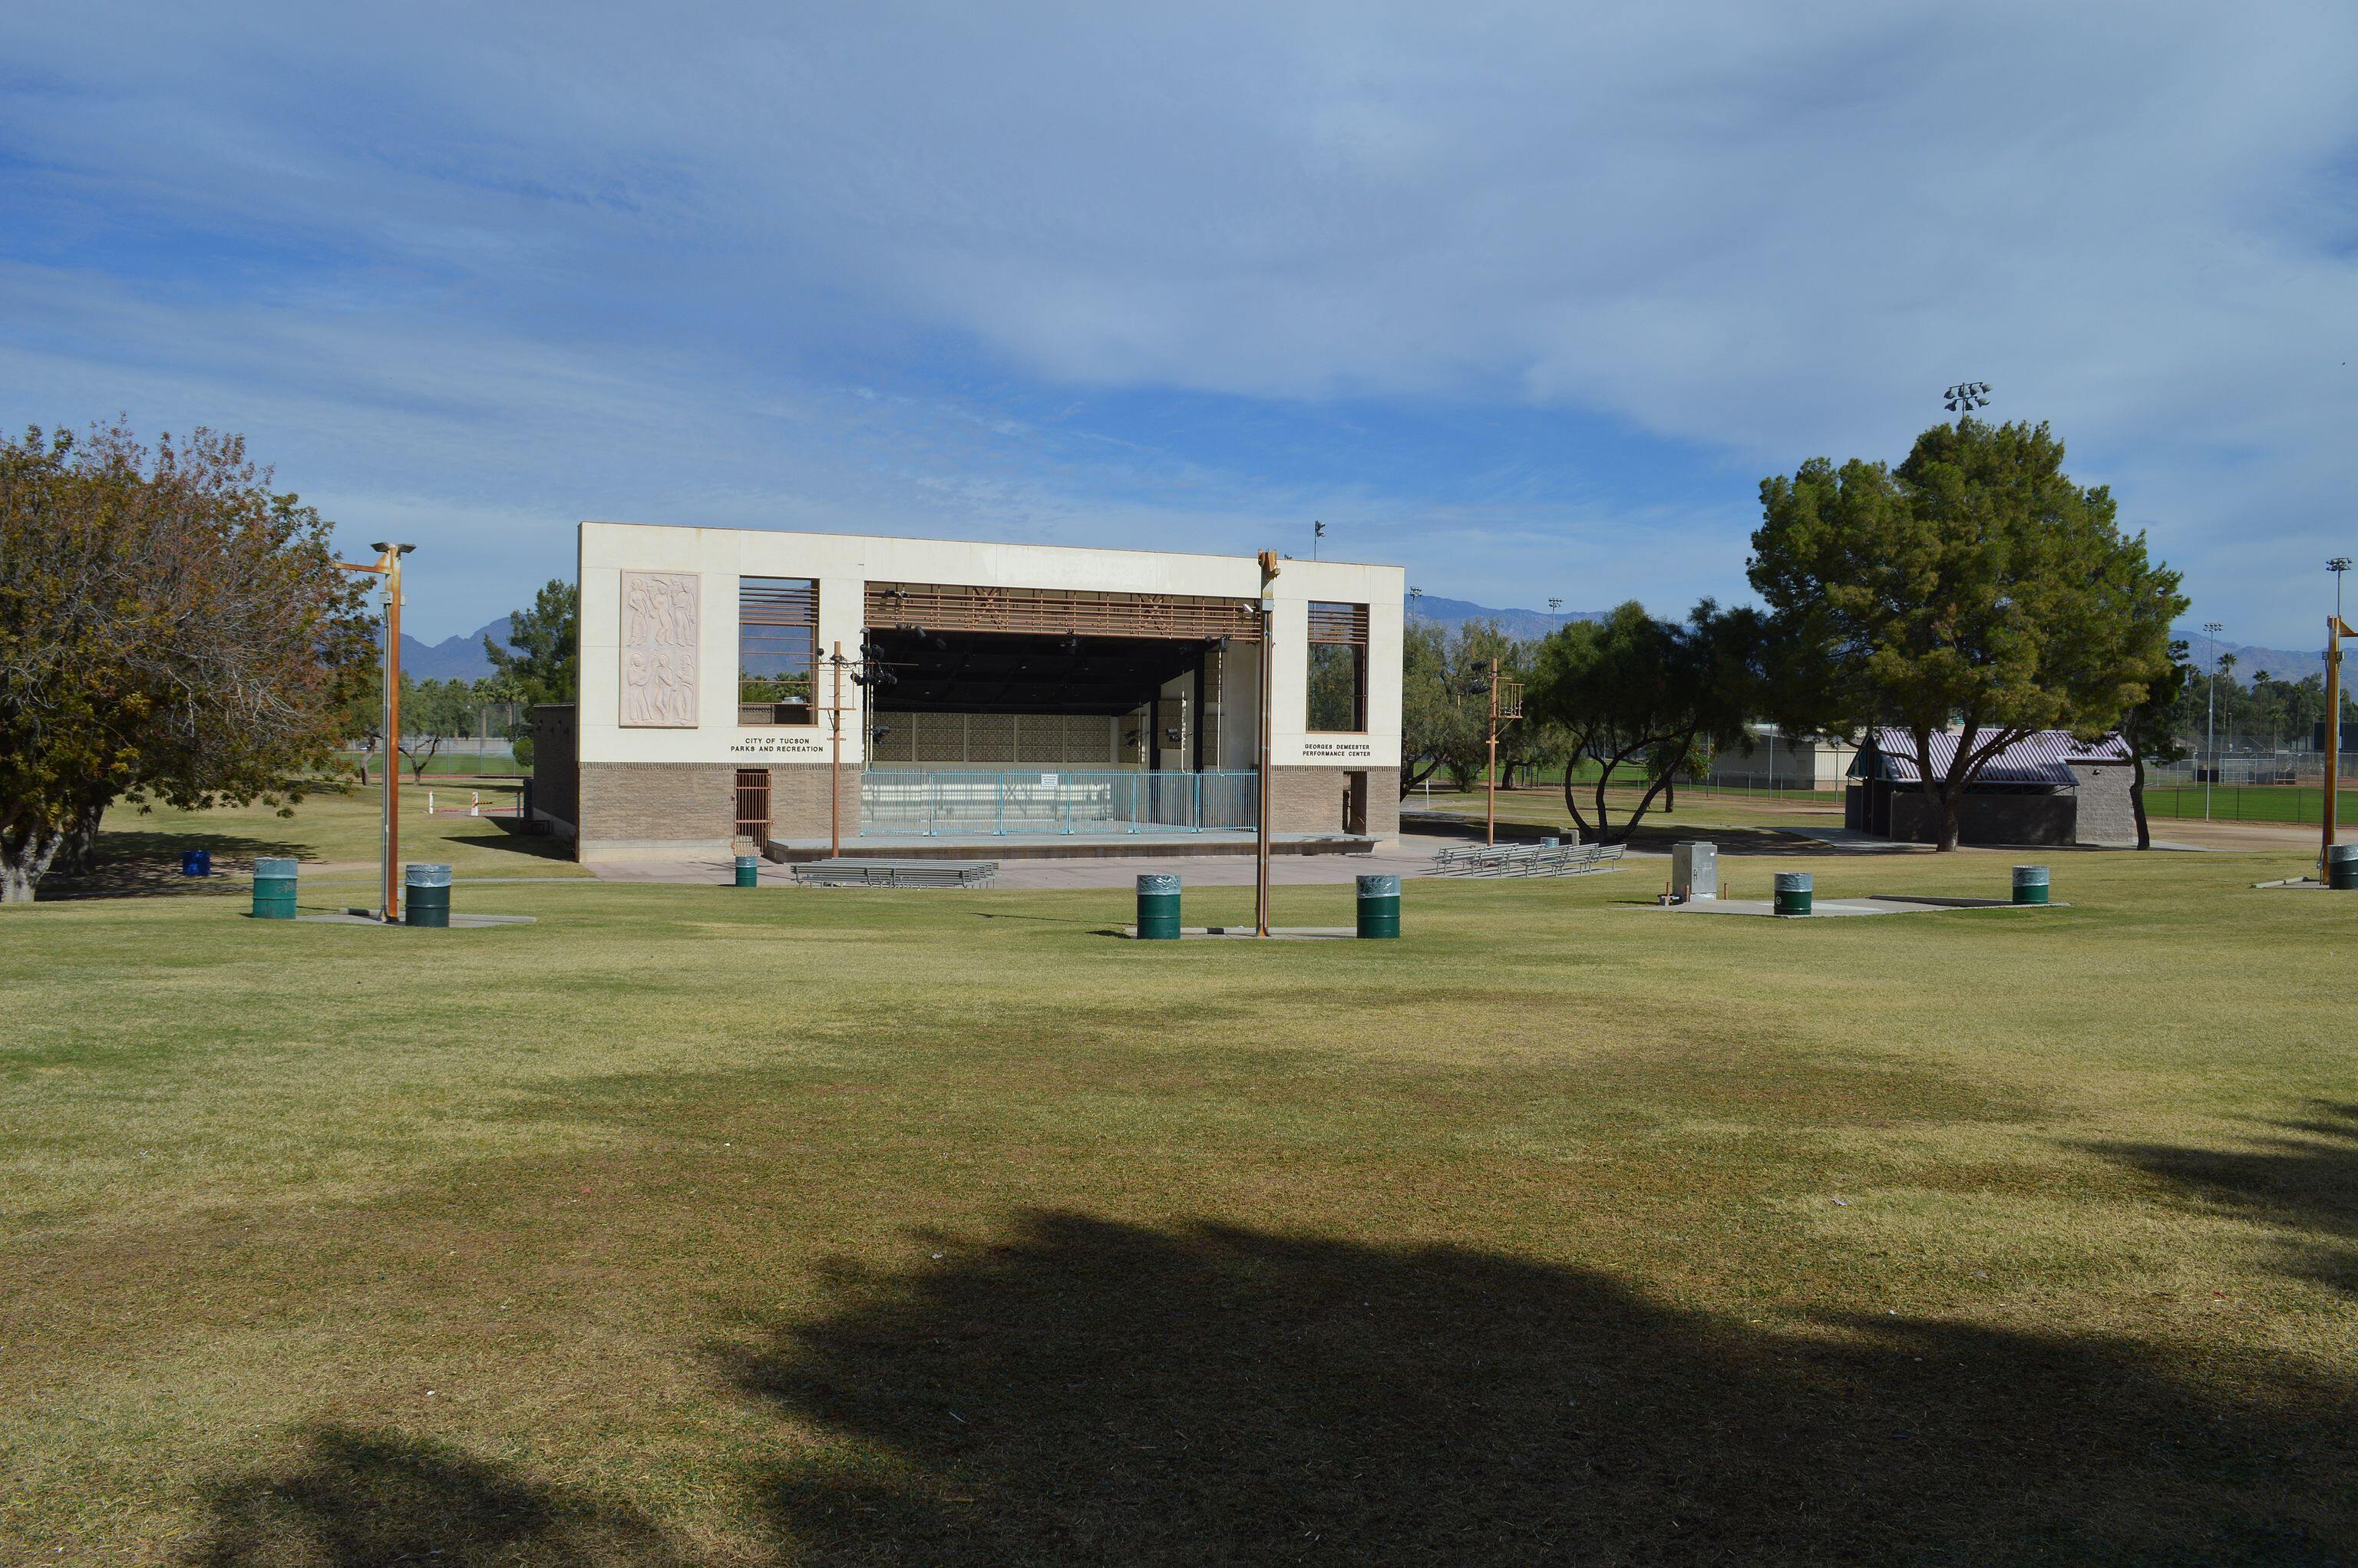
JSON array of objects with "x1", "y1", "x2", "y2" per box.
[{"x1": 530, "y1": 523, "x2": 1405, "y2": 861}]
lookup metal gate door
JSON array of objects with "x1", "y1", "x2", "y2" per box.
[{"x1": 734, "y1": 768, "x2": 771, "y2": 841}]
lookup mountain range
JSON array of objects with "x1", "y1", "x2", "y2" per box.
[
  {"x1": 2167, "y1": 629, "x2": 2330, "y2": 686},
  {"x1": 400, "y1": 617, "x2": 512, "y2": 682},
  {"x1": 1405, "y1": 595, "x2": 1605, "y2": 640}
]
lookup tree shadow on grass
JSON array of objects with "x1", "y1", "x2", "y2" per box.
[
  {"x1": 2090, "y1": 1101, "x2": 2358, "y2": 1295},
  {"x1": 39, "y1": 829, "x2": 313, "y2": 900},
  {"x1": 726, "y1": 1211, "x2": 2356, "y2": 1566},
  {"x1": 436, "y1": 826, "x2": 578, "y2": 864},
  {"x1": 191, "y1": 1424, "x2": 695, "y2": 1566}
]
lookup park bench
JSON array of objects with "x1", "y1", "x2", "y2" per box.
[
  {"x1": 1429, "y1": 841, "x2": 1625, "y2": 879},
  {"x1": 788, "y1": 858, "x2": 999, "y2": 889}
]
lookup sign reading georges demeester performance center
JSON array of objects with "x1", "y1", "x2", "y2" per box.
[{"x1": 533, "y1": 523, "x2": 1404, "y2": 858}]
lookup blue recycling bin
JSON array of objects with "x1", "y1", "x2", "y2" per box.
[{"x1": 180, "y1": 849, "x2": 212, "y2": 878}]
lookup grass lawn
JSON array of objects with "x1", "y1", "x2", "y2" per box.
[
  {"x1": 1412, "y1": 784, "x2": 1843, "y2": 837},
  {"x1": 3, "y1": 794, "x2": 2354, "y2": 1563},
  {"x1": 2141, "y1": 783, "x2": 2358, "y2": 826},
  {"x1": 42, "y1": 780, "x2": 584, "y2": 896}
]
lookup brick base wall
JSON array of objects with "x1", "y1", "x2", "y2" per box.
[
  {"x1": 764, "y1": 762, "x2": 862, "y2": 842},
  {"x1": 577, "y1": 763, "x2": 738, "y2": 857},
  {"x1": 1269, "y1": 765, "x2": 1401, "y2": 839},
  {"x1": 573, "y1": 760, "x2": 862, "y2": 859}
]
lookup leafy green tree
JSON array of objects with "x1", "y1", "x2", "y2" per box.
[
  {"x1": 1526, "y1": 600, "x2": 1761, "y2": 843},
  {"x1": 484, "y1": 579, "x2": 578, "y2": 721},
  {"x1": 1750, "y1": 419, "x2": 2185, "y2": 850},
  {"x1": 1397, "y1": 620, "x2": 1460, "y2": 797},
  {"x1": 0, "y1": 424, "x2": 371, "y2": 900},
  {"x1": 400, "y1": 677, "x2": 478, "y2": 781}
]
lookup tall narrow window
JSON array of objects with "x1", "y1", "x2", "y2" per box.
[
  {"x1": 739, "y1": 577, "x2": 817, "y2": 725},
  {"x1": 1306, "y1": 601, "x2": 1368, "y2": 732}
]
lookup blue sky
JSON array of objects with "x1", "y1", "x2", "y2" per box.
[{"x1": 5, "y1": 2, "x2": 2356, "y2": 645}]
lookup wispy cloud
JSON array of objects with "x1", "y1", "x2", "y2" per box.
[{"x1": 3, "y1": 1, "x2": 2354, "y2": 640}]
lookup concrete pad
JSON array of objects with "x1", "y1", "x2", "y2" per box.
[
  {"x1": 1119, "y1": 926, "x2": 1360, "y2": 940},
  {"x1": 1635, "y1": 896, "x2": 2063, "y2": 919}
]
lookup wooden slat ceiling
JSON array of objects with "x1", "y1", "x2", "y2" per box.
[{"x1": 866, "y1": 581, "x2": 1262, "y2": 642}]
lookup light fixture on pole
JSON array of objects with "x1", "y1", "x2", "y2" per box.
[
  {"x1": 1942, "y1": 381, "x2": 1993, "y2": 424},
  {"x1": 1312, "y1": 520, "x2": 1326, "y2": 561},
  {"x1": 2202, "y1": 620, "x2": 2224, "y2": 822}
]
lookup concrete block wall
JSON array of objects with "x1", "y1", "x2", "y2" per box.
[
  {"x1": 529, "y1": 705, "x2": 579, "y2": 837},
  {"x1": 1887, "y1": 790, "x2": 2075, "y2": 847},
  {"x1": 2072, "y1": 764, "x2": 2138, "y2": 846}
]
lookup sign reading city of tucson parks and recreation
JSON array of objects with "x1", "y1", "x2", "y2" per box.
[
  {"x1": 728, "y1": 734, "x2": 828, "y2": 759},
  {"x1": 619, "y1": 571, "x2": 700, "y2": 728}
]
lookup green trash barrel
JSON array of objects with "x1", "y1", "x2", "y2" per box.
[
  {"x1": 2013, "y1": 864, "x2": 2051, "y2": 905},
  {"x1": 1136, "y1": 873, "x2": 1181, "y2": 940},
  {"x1": 735, "y1": 853, "x2": 760, "y2": 888},
  {"x1": 1356, "y1": 873, "x2": 1401, "y2": 939},
  {"x1": 252, "y1": 856, "x2": 297, "y2": 919},
  {"x1": 2328, "y1": 843, "x2": 2358, "y2": 891},
  {"x1": 404, "y1": 863, "x2": 451, "y2": 928},
  {"x1": 1773, "y1": 870, "x2": 1812, "y2": 918}
]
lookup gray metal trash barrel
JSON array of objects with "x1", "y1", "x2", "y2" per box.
[
  {"x1": 1356, "y1": 873, "x2": 1401, "y2": 939},
  {"x1": 2013, "y1": 864, "x2": 2051, "y2": 905},
  {"x1": 252, "y1": 857, "x2": 298, "y2": 919},
  {"x1": 1136, "y1": 873, "x2": 1181, "y2": 939},
  {"x1": 2328, "y1": 843, "x2": 2358, "y2": 891},
  {"x1": 734, "y1": 853, "x2": 760, "y2": 888},
  {"x1": 1773, "y1": 870, "x2": 1812, "y2": 917},
  {"x1": 404, "y1": 863, "x2": 452, "y2": 928}
]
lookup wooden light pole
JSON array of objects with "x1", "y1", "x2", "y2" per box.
[
  {"x1": 1486, "y1": 657, "x2": 1500, "y2": 847},
  {"x1": 829, "y1": 640, "x2": 846, "y2": 860},
  {"x1": 338, "y1": 543, "x2": 413, "y2": 922},
  {"x1": 1481, "y1": 657, "x2": 1522, "y2": 847},
  {"x1": 1256, "y1": 550, "x2": 1278, "y2": 938},
  {"x1": 2325, "y1": 612, "x2": 2351, "y2": 867}
]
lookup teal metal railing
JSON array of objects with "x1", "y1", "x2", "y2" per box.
[{"x1": 860, "y1": 770, "x2": 1257, "y2": 836}]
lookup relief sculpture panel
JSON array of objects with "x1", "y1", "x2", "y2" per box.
[{"x1": 619, "y1": 570, "x2": 700, "y2": 728}]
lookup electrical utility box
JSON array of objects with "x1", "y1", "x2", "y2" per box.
[{"x1": 1672, "y1": 841, "x2": 1719, "y2": 901}]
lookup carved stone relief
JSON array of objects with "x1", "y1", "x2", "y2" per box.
[{"x1": 619, "y1": 570, "x2": 700, "y2": 728}]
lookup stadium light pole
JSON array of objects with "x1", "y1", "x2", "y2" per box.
[
  {"x1": 2203, "y1": 621, "x2": 2224, "y2": 821},
  {"x1": 1943, "y1": 381, "x2": 1992, "y2": 427}
]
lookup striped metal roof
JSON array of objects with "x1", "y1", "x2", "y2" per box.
[{"x1": 1864, "y1": 728, "x2": 2130, "y2": 785}]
